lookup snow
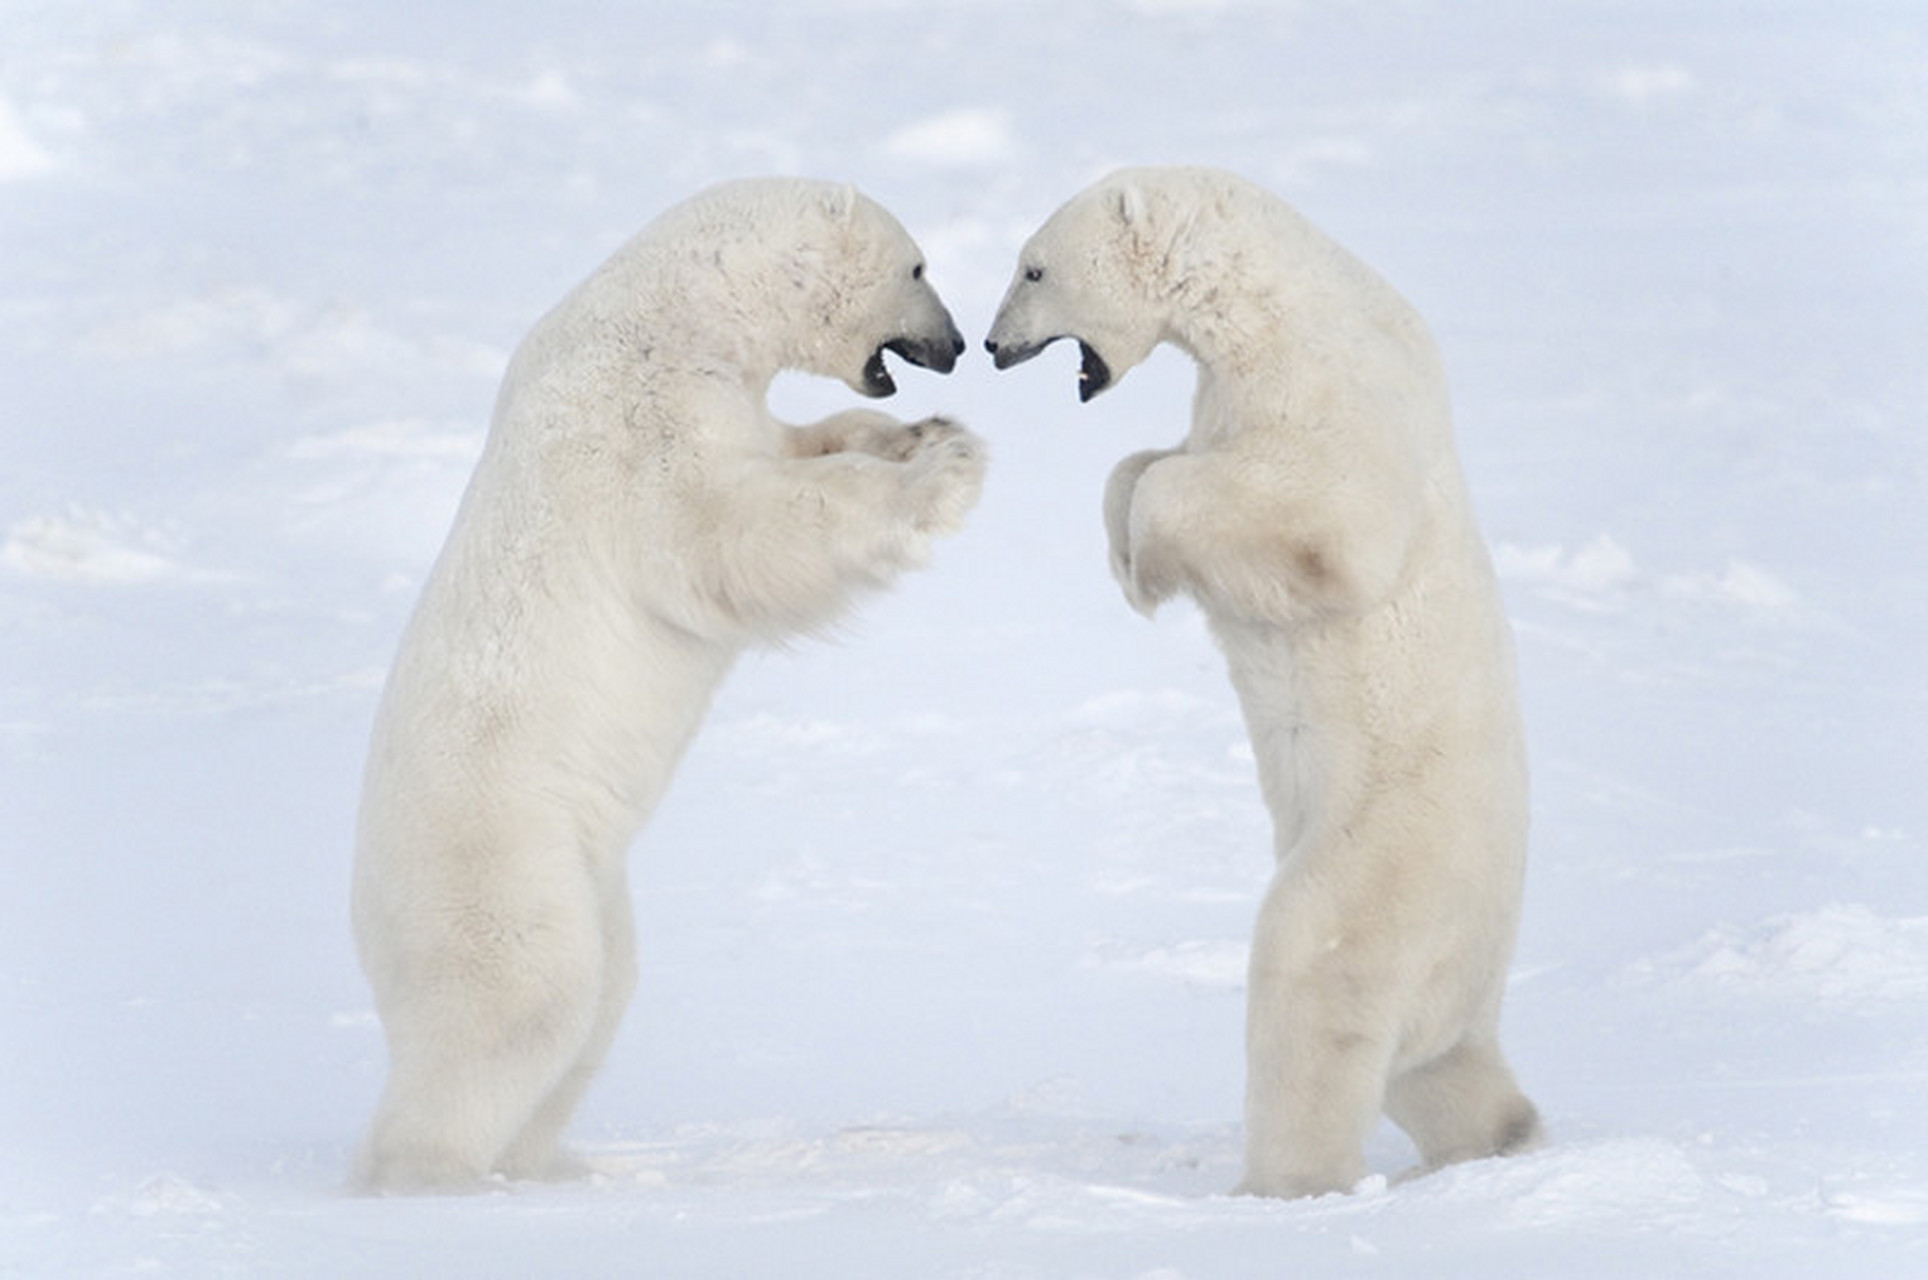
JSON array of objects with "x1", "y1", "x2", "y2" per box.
[{"x1": 2, "y1": 0, "x2": 1924, "y2": 1274}]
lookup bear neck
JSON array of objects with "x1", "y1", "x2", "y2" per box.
[
  {"x1": 1159, "y1": 274, "x2": 1307, "y2": 388},
  {"x1": 1150, "y1": 188, "x2": 1374, "y2": 377},
  {"x1": 1158, "y1": 240, "x2": 1407, "y2": 422}
]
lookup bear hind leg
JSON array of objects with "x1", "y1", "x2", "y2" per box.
[
  {"x1": 357, "y1": 1013, "x2": 597, "y2": 1192},
  {"x1": 355, "y1": 886, "x2": 609, "y2": 1194},
  {"x1": 1238, "y1": 901, "x2": 1399, "y2": 1196},
  {"x1": 1237, "y1": 1029, "x2": 1393, "y2": 1200},
  {"x1": 1384, "y1": 1036, "x2": 1542, "y2": 1176},
  {"x1": 496, "y1": 886, "x2": 639, "y2": 1182}
]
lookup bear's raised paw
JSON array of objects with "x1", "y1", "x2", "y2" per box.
[{"x1": 903, "y1": 417, "x2": 986, "y2": 534}]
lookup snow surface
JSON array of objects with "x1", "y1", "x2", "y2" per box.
[{"x1": 3, "y1": 0, "x2": 1925, "y2": 1275}]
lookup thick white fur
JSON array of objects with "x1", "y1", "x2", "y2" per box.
[
  {"x1": 988, "y1": 167, "x2": 1540, "y2": 1197},
  {"x1": 351, "y1": 179, "x2": 984, "y2": 1193}
]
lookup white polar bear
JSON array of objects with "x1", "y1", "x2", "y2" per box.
[
  {"x1": 350, "y1": 178, "x2": 985, "y2": 1194},
  {"x1": 987, "y1": 166, "x2": 1541, "y2": 1198}
]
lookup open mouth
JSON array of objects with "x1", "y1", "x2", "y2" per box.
[
  {"x1": 1075, "y1": 341, "x2": 1112, "y2": 402},
  {"x1": 862, "y1": 330, "x2": 966, "y2": 398},
  {"x1": 860, "y1": 346, "x2": 898, "y2": 397},
  {"x1": 985, "y1": 334, "x2": 1111, "y2": 402}
]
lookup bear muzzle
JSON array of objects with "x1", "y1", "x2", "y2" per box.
[{"x1": 862, "y1": 322, "x2": 966, "y2": 397}]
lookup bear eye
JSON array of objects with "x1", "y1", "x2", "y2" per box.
[
  {"x1": 1023, "y1": 265, "x2": 1044, "y2": 284},
  {"x1": 911, "y1": 262, "x2": 925, "y2": 281}
]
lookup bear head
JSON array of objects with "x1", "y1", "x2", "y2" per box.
[
  {"x1": 982, "y1": 168, "x2": 1200, "y2": 402},
  {"x1": 752, "y1": 180, "x2": 965, "y2": 398},
  {"x1": 649, "y1": 179, "x2": 964, "y2": 399}
]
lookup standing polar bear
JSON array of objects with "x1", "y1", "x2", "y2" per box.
[
  {"x1": 987, "y1": 166, "x2": 1540, "y2": 1197},
  {"x1": 351, "y1": 178, "x2": 985, "y2": 1193}
]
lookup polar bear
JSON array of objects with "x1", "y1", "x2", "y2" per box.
[
  {"x1": 987, "y1": 166, "x2": 1540, "y2": 1197},
  {"x1": 350, "y1": 178, "x2": 985, "y2": 1194}
]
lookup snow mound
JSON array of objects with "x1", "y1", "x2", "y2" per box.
[
  {"x1": 1496, "y1": 535, "x2": 1801, "y2": 615},
  {"x1": 1629, "y1": 905, "x2": 1928, "y2": 1009},
  {"x1": 1431, "y1": 1139, "x2": 1711, "y2": 1231},
  {"x1": 1086, "y1": 937, "x2": 1249, "y2": 992}
]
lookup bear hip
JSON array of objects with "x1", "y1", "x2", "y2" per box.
[{"x1": 1215, "y1": 599, "x2": 1528, "y2": 898}]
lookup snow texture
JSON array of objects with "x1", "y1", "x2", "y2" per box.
[{"x1": 2, "y1": 1, "x2": 1924, "y2": 1275}]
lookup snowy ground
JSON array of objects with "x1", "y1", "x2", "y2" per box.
[{"x1": 3, "y1": 1, "x2": 1925, "y2": 1275}]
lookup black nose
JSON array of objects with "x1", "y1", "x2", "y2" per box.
[{"x1": 983, "y1": 338, "x2": 999, "y2": 355}]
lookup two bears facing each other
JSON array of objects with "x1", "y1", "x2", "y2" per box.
[{"x1": 352, "y1": 169, "x2": 1540, "y2": 1199}]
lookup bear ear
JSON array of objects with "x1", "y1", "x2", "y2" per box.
[
  {"x1": 1112, "y1": 182, "x2": 1148, "y2": 229},
  {"x1": 821, "y1": 183, "x2": 859, "y2": 224}
]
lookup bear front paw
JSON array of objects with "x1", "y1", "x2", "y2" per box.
[
  {"x1": 855, "y1": 413, "x2": 971, "y2": 463},
  {"x1": 791, "y1": 408, "x2": 933, "y2": 461},
  {"x1": 1120, "y1": 543, "x2": 1179, "y2": 617},
  {"x1": 904, "y1": 418, "x2": 986, "y2": 534},
  {"x1": 904, "y1": 414, "x2": 966, "y2": 446},
  {"x1": 1104, "y1": 448, "x2": 1178, "y2": 609},
  {"x1": 1116, "y1": 459, "x2": 1189, "y2": 617},
  {"x1": 863, "y1": 414, "x2": 948, "y2": 463}
]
